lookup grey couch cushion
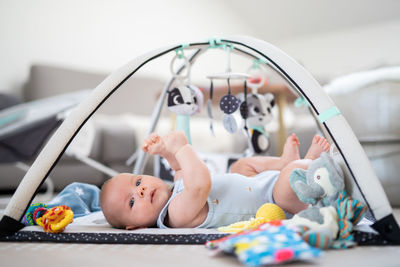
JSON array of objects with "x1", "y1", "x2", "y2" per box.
[{"x1": 23, "y1": 64, "x2": 165, "y2": 116}]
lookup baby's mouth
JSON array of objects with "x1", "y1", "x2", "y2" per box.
[{"x1": 150, "y1": 189, "x2": 156, "y2": 203}]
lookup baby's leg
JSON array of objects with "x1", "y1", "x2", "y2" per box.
[
  {"x1": 230, "y1": 134, "x2": 300, "y2": 176},
  {"x1": 273, "y1": 159, "x2": 311, "y2": 214},
  {"x1": 273, "y1": 136, "x2": 330, "y2": 214}
]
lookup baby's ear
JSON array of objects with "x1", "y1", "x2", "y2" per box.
[{"x1": 125, "y1": 225, "x2": 139, "y2": 230}]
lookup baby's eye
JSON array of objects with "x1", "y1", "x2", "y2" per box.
[
  {"x1": 129, "y1": 198, "x2": 135, "y2": 208},
  {"x1": 136, "y1": 179, "x2": 142, "y2": 186}
]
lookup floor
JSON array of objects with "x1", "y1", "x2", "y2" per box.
[
  {"x1": 0, "y1": 240, "x2": 399, "y2": 267},
  {"x1": 1, "y1": 200, "x2": 400, "y2": 266}
]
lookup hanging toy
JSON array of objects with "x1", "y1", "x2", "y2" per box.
[
  {"x1": 239, "y1": 92, "x2": 275, "y2": 153},
  {"x1": 206, "y1": 42, "x2": 251, "y2": 134},
  {"x1": 220, "y1": 78, "x2": 240, "y2": 133},
  {"x1": 167, "y1": 47, "x2": 203, "y2": 144},
  {"x1": 206, "y1": 79, "x2": 215, "y2": 136},
  {"x1": 239, "y1": 59, "x2": 275, "y2": 154},
  {"x1": 22, "y1": 203, "x2": 74, "y2": 233}
]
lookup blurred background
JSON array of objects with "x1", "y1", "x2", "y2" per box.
[
  {"x1": 0, "y1": 0, "x2": 399, "y2": 206},
  {"x1": 1, "y1": 0, "x2": 400, "y2": 96}
]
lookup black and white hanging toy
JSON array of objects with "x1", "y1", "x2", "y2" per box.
[
  {"x1": 238, "y1": 60, "x2": 275, "y2": 154},
  {"x1": 167, "y1": 48, "x2": 203, "y2": 144}
]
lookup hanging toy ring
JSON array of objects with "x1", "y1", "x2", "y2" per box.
[
  {"x1": 247, "y1": 65, "x2": 266, "y2": 93},
  {"x1": 170, "y1": 52, "x2": 191, "y2": 82}
]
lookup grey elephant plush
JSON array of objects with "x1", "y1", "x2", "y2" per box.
[{"x1": 289, "y1": 152, "x2": 345, "y2": 224}]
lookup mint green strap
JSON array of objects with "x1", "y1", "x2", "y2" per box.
[
  {"x1": 177, "y1": 114, "x2": 192, "y2": 144},
  {"x1": 175, "y1": 44, "x2": 189, "y2": 59},
  {"x1": 318, "y1": 106, "x2": 341, "y2": 123},
  {"x1": 294, "y1": 97, "x2": 309, "y2": 107},
  {"x1": 208, "y1": 37, "x2": 223, "y2": 48}
]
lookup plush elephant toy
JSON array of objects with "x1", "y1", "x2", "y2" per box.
[
  {"x1": 290, "y1": 152, "x2": 344, "y2": 207},
  {"x1": 287, "y1": 152, "x2": 345, "y2": 248},
  {"x1": 288, "y1": 152, "x2": 366, "y2": 249}
]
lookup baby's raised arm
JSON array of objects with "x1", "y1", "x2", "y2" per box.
[
  {"x1": 142, "y1": 131, "x2": 211, "y2": 227},
  {"x1": 167, "y1": 143, "x2": 211, "y2": 227}
]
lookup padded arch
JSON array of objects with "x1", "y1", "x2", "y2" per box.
[{"x1": 0, "y1": 36, "x2": 399, "y2": 242}]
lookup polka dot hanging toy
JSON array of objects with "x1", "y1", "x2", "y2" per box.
[
  {"x1": 206, "y1": 43, "x2": 251, "y2": 134},
  {"x1": 22, "y1": 202, "x2": 74, "y2": 233},
  {"x1": 220, "y1": 78, "x2": 241, "y2": 133}
]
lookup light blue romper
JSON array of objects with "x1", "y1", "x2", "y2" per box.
[{"x1": 157, "y1": 170, "x2": 281, "y2": 228}]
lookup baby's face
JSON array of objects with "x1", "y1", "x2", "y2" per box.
[{"x1": 103, "y1": 173, "x2": 171, "y2": 229}]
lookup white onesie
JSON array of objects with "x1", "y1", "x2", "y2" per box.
[{"x1": 157, "y1": 170, "x2": 280, "y2": 228}]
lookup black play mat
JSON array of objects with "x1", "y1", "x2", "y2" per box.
[
  {"x1": 0, "y1": 230, "x2": 396, "y2": 246},
  {"x1": 0, "y1": 231, "x2": 228, "y2": 244}
]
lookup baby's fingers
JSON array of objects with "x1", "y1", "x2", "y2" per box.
[
  {"x1": 142, "y1": 143, "x2": 149, "y2": 152},
  {"x1": 144, "y1": 133, "x2": 157, "y2": 143}
]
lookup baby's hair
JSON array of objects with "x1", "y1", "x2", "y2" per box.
[{"x1": 100, "y1": 177, "x2": 126, "y2": 229}]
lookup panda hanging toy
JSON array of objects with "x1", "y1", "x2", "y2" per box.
[
  {"x1": 167, "y1": 48, "x2": 203, "y2": 144},
  {"x1": 239, "y1": 92, "x2": 275, "y2": 154},
  {"x1": 167, "y1": 85, "x2": 201, "y2": 116},
  {"x1": 167, "y1": 84, "x2": 203, "y2": 144}
]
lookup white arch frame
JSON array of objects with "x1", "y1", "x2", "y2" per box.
[{"x1": 1, "y1": 36, "x2": 398, "y2": 242}]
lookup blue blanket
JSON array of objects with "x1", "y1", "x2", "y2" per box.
[{"x1": 47, "y1": 182, "x2": 101, "y2": 218}]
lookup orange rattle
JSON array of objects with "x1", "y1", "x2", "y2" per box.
[{"x1": 36, "y1": 205, "x2": 74, "y2": 233}]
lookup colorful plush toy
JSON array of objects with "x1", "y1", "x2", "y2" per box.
[
  {"x1": 22, "y1": 203, "x2": 74, "y2": 233},
  {"x1": 207, "y1": 221, "x2": 322, "y2": 266},
  {"x1": 218, "y1": 203, "x2": 286, "y2": 233}
]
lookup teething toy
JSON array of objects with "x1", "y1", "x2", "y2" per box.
[
  {"x1": 22, "y1": 202, "x2": 48, "y2": 226},
  {"x1": 36, "y1": 205, "x2": 74, "y2": 233},
  {"x1": 22, "y1": 203, "x2": 74, "y2": 233}
]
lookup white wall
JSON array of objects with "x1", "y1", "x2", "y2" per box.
[
  {"x1": 0, "y1": 0, "x2": 255, "y2": 97},
  {"x1": 1, "y1": 0, "x2": 400, "y2": 98},
  {"x1": 276, "y1": 19, "x2": 400, "y2": 82}
]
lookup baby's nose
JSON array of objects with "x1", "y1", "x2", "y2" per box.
[{"x1": 137, "y1": 186, "x2": 146, "y2": 198}]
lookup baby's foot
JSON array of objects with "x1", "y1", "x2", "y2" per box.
[
  {"x1": 281, "y1": 133, "x2": 300, "y2": 166},
  {"x1": 304, "y1": 135, "x2": 330, "y2": 160}
]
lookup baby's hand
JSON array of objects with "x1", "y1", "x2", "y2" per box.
[
  {"x1": 162, "y1": 131, "x2": 188, "y2": 156},
  {"x1": 142, "y1": 131, "x2": 188, "y2": 171},
  {"x1": 142, "y1": 133, "x2": 166, "y2": 156}
]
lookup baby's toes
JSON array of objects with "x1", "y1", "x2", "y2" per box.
[
  {"x1": 324, "y1": 142, "x2": 330, "y2": 151},
  {"x1": 312, "y1": 135, "x2": 321, "y2": 144}
]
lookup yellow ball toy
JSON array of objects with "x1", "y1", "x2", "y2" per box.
[{"x1": 256, "y1": 203, "x2": 286, "y2": 221}]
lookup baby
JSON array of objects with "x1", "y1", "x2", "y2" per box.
[{"x1": 100, "y1": 131, "x2": 330, "y2": 229}]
